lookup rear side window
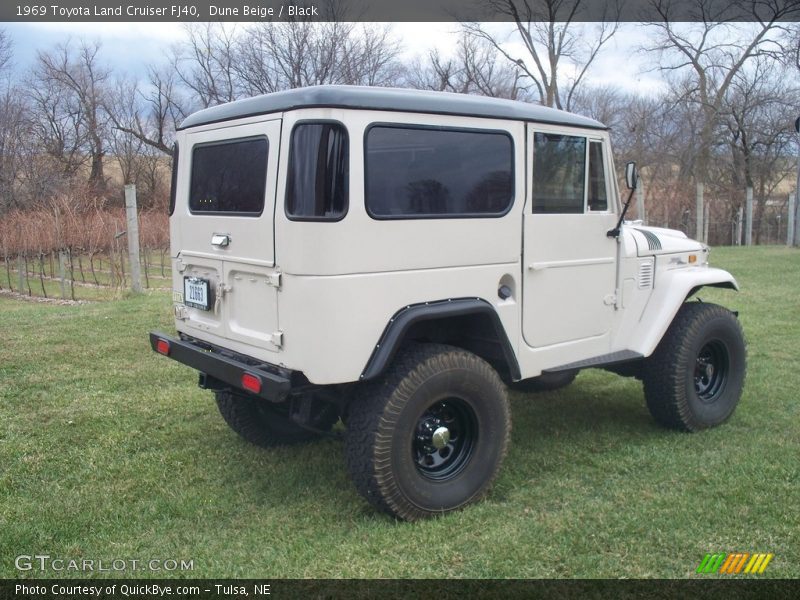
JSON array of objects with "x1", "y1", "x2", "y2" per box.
[
  {"x1": 168, "y1": 142, "x2": 179, "y2": 216},
  {"x1": 365, "y1": 125, "x2": 513, "y2": 218},
  {"x1": 286, "y1": 122, "x2": 349, "y2": 220},
  {"x1": 532, "y1": 133, "x2": 586, "y2": 214},
  {"x1": 189, "y1": 137, "x2": 268, "y2": 214}
]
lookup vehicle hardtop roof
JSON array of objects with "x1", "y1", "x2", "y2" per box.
[{"x1": 179, "y1": 85, "x2": 607, "y2": 131}]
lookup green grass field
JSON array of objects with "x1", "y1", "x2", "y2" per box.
[{"x1": 1, "y1": 246, "x2": 798, "y2": 579}]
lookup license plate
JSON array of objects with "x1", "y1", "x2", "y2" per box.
[{"x1": 184, "y1": 277, "x2": 211, "y2": 310}]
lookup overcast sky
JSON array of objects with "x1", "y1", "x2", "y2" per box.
[{"x1": 2, "y1": 21, "x2": 666, "y2": 94}]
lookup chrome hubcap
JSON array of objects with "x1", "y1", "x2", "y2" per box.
[{"x1": 432, "y1": 426, "x2": 450, "y2": 450}]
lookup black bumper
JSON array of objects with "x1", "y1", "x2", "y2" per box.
[{"x1": 149, "y1": 331, "x2": 293, "y2": 402}]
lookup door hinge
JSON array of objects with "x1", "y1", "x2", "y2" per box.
[
  {"x1": 267, "y1": 272, "x2": 282, "y2": 288},
  {"x1": 270, "y1": 330, "x2": 284, "y2": 348},
  {"x1": 215, "y1": 282, "x2": 232, "y2": 314}
]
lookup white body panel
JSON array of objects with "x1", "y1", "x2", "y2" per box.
[{"x1": 170, "y1": 105, "x2": 739, "y2": 385}]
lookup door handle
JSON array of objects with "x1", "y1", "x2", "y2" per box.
[{"x1": 211, "y1": 233, "x2": 231, "y2": 248}]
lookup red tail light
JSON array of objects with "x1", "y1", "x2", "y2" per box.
[
  {"x1": 241, "y1": 373, "x2": 262, "y2": 394},
  {"x1": 156, "y1": 339, "x2": 171, "y2": 356}
]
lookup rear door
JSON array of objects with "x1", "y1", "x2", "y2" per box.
[{"x1": 173, "y1": 118, "x2": 283, "y2": 352}]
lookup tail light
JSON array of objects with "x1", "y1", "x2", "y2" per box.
[{"x1": 241, "y1": 373, "x2": 262, "y2": 394}]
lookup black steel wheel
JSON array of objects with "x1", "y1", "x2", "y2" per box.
[
  {"x1": 694, "y1": 340, "x2": 729, "y2": 403},
  {"x1": 413, "y1": 398, "x2": 477, "y2": 480},
  {"x1": 345, "y1": 344, "x2": 511, "y2": 521},
  {"x1": 643, "y1": 302, "x2": 746, "y2": 432}
]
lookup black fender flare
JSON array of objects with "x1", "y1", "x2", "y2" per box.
[{"x1": 359, "y1": 298, "x2": 521, "y2": 381}]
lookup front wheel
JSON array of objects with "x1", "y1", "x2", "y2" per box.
[
  {"x1": 642, "y1": 302, "x2": 746, "y2": 432},
  {"x1": 344, "y1": 344, "x2": 511, "y2": 521}
]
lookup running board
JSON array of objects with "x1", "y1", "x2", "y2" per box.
[{"x1": 543, "y1": 350, "x2": 643, "y2": 373}]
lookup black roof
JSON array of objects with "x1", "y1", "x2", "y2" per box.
[{"x1": 179, "y1": 85, "x2": 607, "y2": 131}]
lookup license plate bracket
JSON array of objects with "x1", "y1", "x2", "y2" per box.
[{"x1": 184, "y1": 277, "x2": 213, "y2": 311}]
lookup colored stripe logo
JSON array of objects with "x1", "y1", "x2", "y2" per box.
[{"x1": 696, "y1": 553, "x2": 773, "y2": 574}]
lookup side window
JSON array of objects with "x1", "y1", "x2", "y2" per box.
[
  {"x1": 168, "y1": 142, "x2": 179, "y2": 216},
  {"x1": 588, "y1": 141, "x2": 608, "y2": 211},
  {"x1": 189, "y1": 137, "x2": 268, "y2": 214},
  {"x1": 365, "y1": 125, "x2": 513, "y2": 218},
  {"x1": 286, "y1": 122, "x2": 349, "y2": 220},
  {"x1": 532, "y1": 133, "x2": 586, "y2": 214}
]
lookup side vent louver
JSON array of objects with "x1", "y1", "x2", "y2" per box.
[
  {"x1": 639, "y1": 261, "x2": 654, "y2": 289},
  {"x1": 635, "y1": 228, "x2": 662, "y2": 251}
]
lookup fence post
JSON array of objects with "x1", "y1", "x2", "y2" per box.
[
  {"x1": 794, "y1": 117, "x2": 800, "y2": 247},
  {"x1": 789, "y1": 193, "x2": 797, "y2": 247},
  {"x1": 745, "y1": 187, "x2": 753, "y2": 246},
  {"x1": 636, "y1": 183, "x2": 645, "y2": 224},
  {"x1": 17, "y1": 255, "x2": 24, "y2": 292},
  {"x1": 736, "y1": 207, "x2": 743, "y2": 245},
  {"x1": 696, "y1": 182, "x2": 705, "y2": 243},
  {"x1": 58, "y1": 250, "x2": 68, "y2": 299},
  {"x1": 124, "y1": 184, "x2": 143, "y2": 293}
]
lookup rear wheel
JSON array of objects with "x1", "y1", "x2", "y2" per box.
[
  {"x1": 215, "y1": 390, "x2": 338, "y2": 447},
  {"x1": 642, "y1": 302, "x2": 746, "y2": 432},
  {"x1": 345, "y1": 344, "x2": 511, "y2": 521}
]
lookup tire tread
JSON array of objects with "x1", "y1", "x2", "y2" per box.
[
  {"x1": 643, "y1": 302, "x2": 745, "y2": 432},
  {"x1": 345, "y1": 344, "x2": 510, "y2": 520}
]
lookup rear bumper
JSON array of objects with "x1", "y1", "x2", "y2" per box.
[{"x1": 149, "y1": 331, "x2": 293, "y2": 402}]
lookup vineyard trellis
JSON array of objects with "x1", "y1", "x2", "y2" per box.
[{"x1": 0, "y1": 197, "x2": 169, "y2": 301}]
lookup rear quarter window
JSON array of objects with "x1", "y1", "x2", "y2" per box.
[
  {"x1": 189, "y1": 137, "x2": 268, "y2": 215},
  {"x1": 286, "y1": 122, "x2": 348, "y2": 221},
  {"x1": 365, "y1": 125, "x2": 514, "y2": 219}
]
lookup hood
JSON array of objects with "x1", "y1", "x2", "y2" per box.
[{"x1": 626, "y1": 224, "x2": 706, "y2": 257}]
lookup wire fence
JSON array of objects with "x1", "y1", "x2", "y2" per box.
[{"x1": 642, "y1": 197, "x2": 796, "y2": 247}]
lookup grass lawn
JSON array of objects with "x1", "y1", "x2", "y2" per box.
[{"x1": 0, "y1": 246, "x2": 797, "y2": 579}]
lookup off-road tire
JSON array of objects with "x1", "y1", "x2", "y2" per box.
[
  {"x1": 642, "y1": 302, "x2": 746, "y2": 432},
  {"x1": 216, "y1": 391, "x2": 338, "y2": 447},
  {"x1": 509, "y1": 369, "x2": 578, "y2": 393},
  {"x1": 344, "y1": 344, "x2": 511, "y2": 521}
]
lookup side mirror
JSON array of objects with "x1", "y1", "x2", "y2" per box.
[{"x1": 625, "y1": 162, "x2": 638, "y2": 190}]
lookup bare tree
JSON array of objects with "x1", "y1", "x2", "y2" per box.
[
  {"x1": 643, "y1": 0, "x2": 793, "y2": 240},
  {"x1": 463, "y1": 0, "x2": 619, "y2": 109},
  {"x1": 407, "y1": 32, "x2": 526, "y2": 99},
  {"x1": 26, "y1": 70, "x2": 88, "y2": 183},
  {"x1": 173, "y1": 23, "x2": 239, "y2": 108},
  {"x1": 105, "y1": 66, "x2": 186, "y2": 157},
  {"x1": 569, "y1": 84, "x2": 627, "y2": 130},
  {"x1": 339, "y1": 23, "x2": 405, "y2": 87},
  {"x1": 35, "y1": 40, "x2": 110, "y2": 191},
  {"x1": 0, "y1": 87, "x2": 27, "y2": 212},
  {"x1": 721, "y1": 56, "x2": 798, "y2": 243},
  {"x1": 233, "y1": 21, "x2": 403, "y2": 95},
  {"x1": 0, "y1": 30, "x2": 24, "y2": 213},
  {"x1": 172, "y1": 19, "x2": 403, "y2": 106},
  {"x1": 0, "y1": 29, "x2": 12, "y2": 76}
]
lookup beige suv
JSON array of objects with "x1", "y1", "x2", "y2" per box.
[{"x1": 151, "y1": 86, "x2": 746, "y2": 520}]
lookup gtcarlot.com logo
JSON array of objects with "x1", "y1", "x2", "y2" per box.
[
  {"x1": 696, "y1": 552, "x2": 774, "y2": 575},
  {"x1": 15, "y1": 554, "x2": 194, "y2": 573}
]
